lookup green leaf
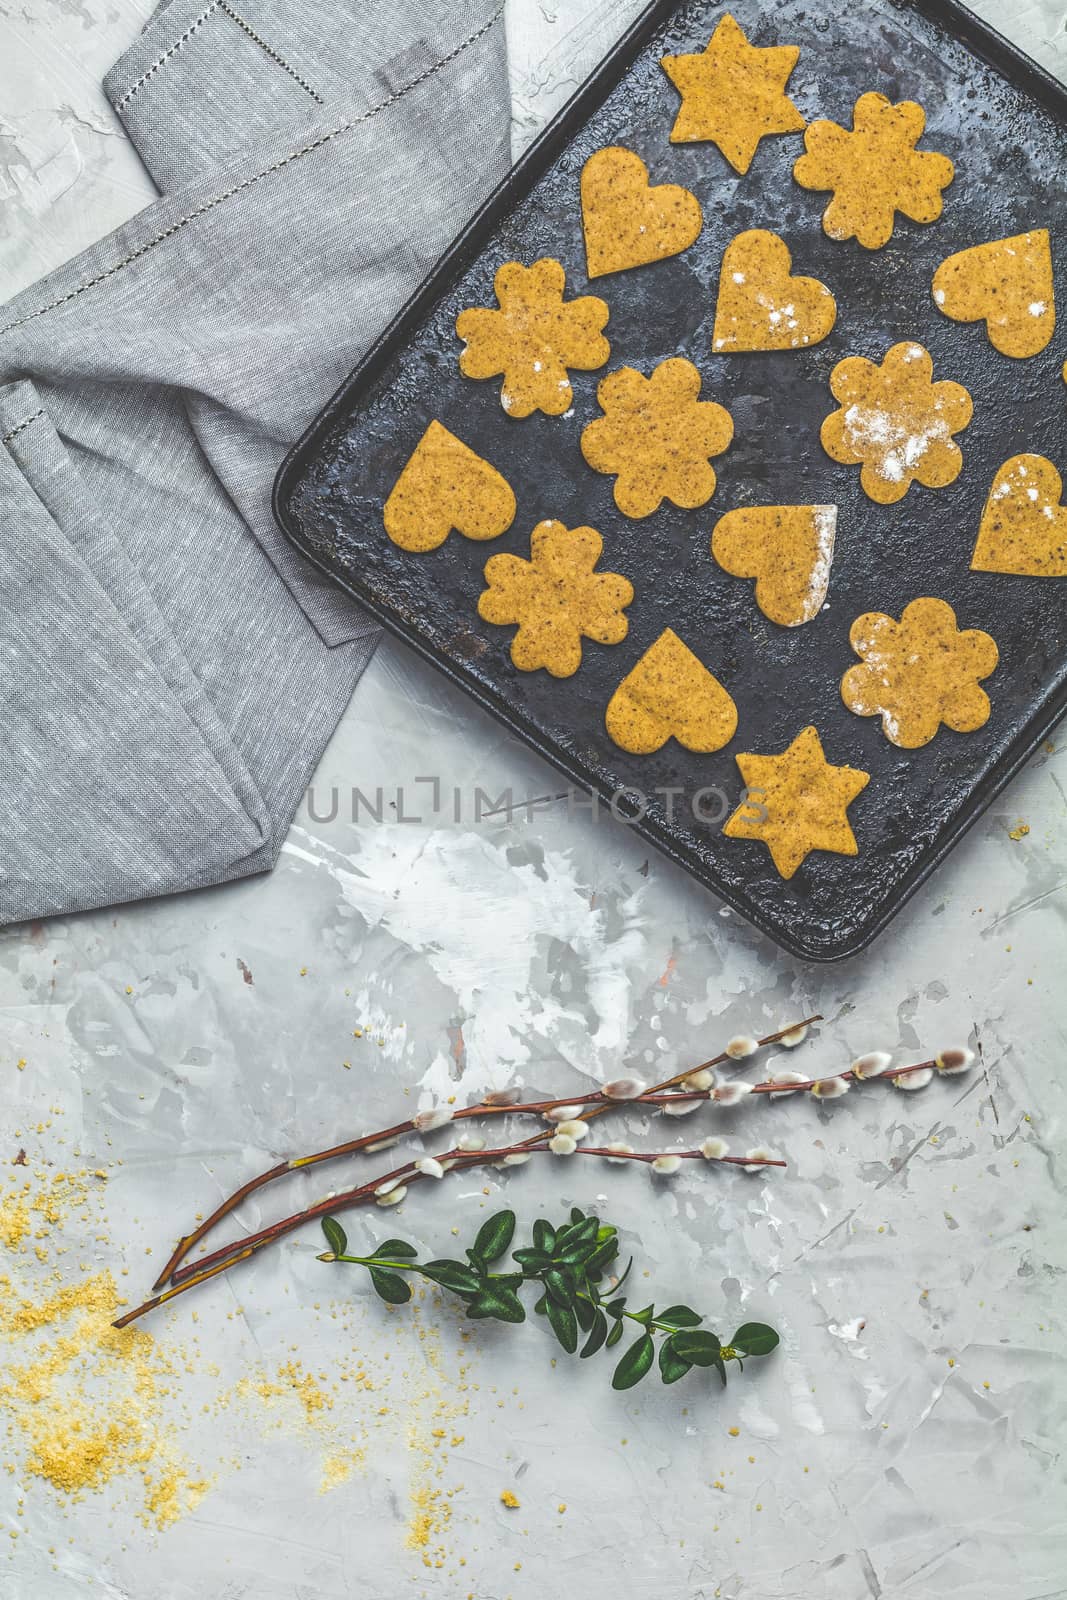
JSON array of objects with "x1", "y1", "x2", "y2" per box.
[
  {"x1": 488, "y1": 1272, "x2": 524, "y2": 1293},
  {"x1": 321, "y1": 1217, "x2": 348, "y2": 1258},
  {"x1": 368, "y1": 1267, "x2": 412, "y2": 1304},
  {"x1": 467, "y1": 1287, "x2": 525, "y2": 1323},
  {"x1": 511, "y1": 1248, "x2": 552, "y2": 1274},
  {"x1": 570, "y1": 1207, "x2": 585, "y2": 1225},
  {"x1": 612, "y1": 1332, "x2": 655, "y2": 1391},
  {"x1": 670, "y1": 1330, "x2": 722, "y2": 1368},
  {"x1": 473, "y1": 1210, "x2": 516, "y2": 1265},
  {"x1": 559, "y1": 1222, "x2": 601, "y2": 1260},
  {"x1": 613, "y1": 1258, "x2": 633, "y2": 1294},
  {"x1": 583, "y1": 1237, "x2": 620, "y2": 1273},
  {"x1": 556, "y1": 1241, "x2": 598, "y2": 1268},
  {"x1": 544, "y1": 1269, "x2": 575, "y2": 1309},
  {"x1": 574, "y1": 1295, "x2": 595, "y2": 1334},
  {"x1": 546, "y1": 1298, "x2": 579, "y2": 1354},
  {"x1": 603, "y1": 1297, "x2": 626, "y2": 1318},
  {"x1": 532, "y1": 1219, "x2": 556, "y2": 1254},
  {"x1": 731, "y1": 1322, "x2": 779, "y2": 1357},
  {"x1": 657, "y1": 1305, "x2": 702, "y2": 1329},
  {"x1": 421, "y1": 1259, "x2": 482, "y2": 1296},
  {"x1": 580, "y1": 1310, "x2": 608, "y2": 1359},
  {"x1": 630, "y1": 1304, "x2": 655, "y2": 1327},
  {"x1": 606, "y1": 1317, "x2": 625, "y2": 1348},
  {"x1": 658, "y1": 1336, "x2": 693, "y2": 1385},
  {"x1": 533, "y1": 1291, "x2": 548, "y2": 1316},
  {"x1": 372, "y1": 1238, "x2": 418, "y2": 1260}
]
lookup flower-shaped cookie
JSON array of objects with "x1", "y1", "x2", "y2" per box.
[
  {"x1": 580, "y1": 358, "x2": 734, "y2": 518},
  {"x1": 723, "y1": 725, "x2": 870, "y2": 880},
  {"x1": 821, "y1": 342, "x2": 972, "y2": 505},
  {"x1": 661, "y1": 13, "x2": 806, "y2": 176},
  {"x1": 456, "y1": 259, "x2": 610, "y2": 418},
  {"x1": 478, "y1": 520, "x2": 633, "y2": 677},
  {"x1": 841, "y1": 597, "x2": 999, "y2": 748},
  {"x1": 793, "y1": 93, "x2": 954, "y2": 250}
]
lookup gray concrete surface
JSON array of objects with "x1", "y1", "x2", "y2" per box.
[{"x1": 1, "y1": 3, "x2": 1065, "y2": 1597}]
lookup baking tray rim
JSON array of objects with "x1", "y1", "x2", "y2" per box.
[{"x1": 273, "y1": 0, "x2": 1067, "y2": 964}]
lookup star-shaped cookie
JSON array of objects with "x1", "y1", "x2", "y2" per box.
[
  {"x1": 723, "y1": 725, "x2": 870, "y2": 879},
  {"x1": 661, "y1": 13, "x2": 806, "y2": 176}
]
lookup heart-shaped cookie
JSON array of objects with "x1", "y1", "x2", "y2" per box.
[
  {"x1": 933, "y1": 231, "x2": 1055, "y2": 358},
  {"x1": 971, "y1": 454, "x2": 1067, "y2": 578},
  {"x1": 605, "y1": 628, "x2": 738, "y2": 754},
  {"x1": 712, "y1": 505, "x2": 837, "y2": 625},
  {"x1": 383, "y1": 421, "x2": 516, "y2": 552},
  {"x1": 581, "y1": 147, "x2": 703, "y2": 280},
  {"x1": 713, "y1": 230, "x2": 836, "y2": 352}
]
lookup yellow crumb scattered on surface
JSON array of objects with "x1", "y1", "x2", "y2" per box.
[
  {"x1": 0, "y1": 1162, "x2": 211, "y2": 1530},
  {"x1": 1008, "y1": 822, "x2": 1030, "y2": 841},
  {"x1": 728, "y1": 1426, "x2": 740, "y2": 1437},
  {"x1": 500, "y1": 1489, "x2": 521, "y2": 1508},
  {"x1": 319, "y1": 1450, "x2": 362, "y2": 1493}
]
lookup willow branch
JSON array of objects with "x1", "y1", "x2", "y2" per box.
[
  {"x1": 113, "y1": 1142, "x2": 784, "y2": 1329},
  {"x1": 152, "y1": 1013, "x2": 821, "y2": 1288}
]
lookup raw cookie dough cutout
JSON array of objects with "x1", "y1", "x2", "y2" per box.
[
  {"x1": 793, "y1": 93, "x2": 954, "y2": 250},
  {"x1": 383, "y1": 421, "x2": 516, "y2": 552},
  {"x1": 580, "y1": 357, "x2": 733, "y2": 518},
  {"x1": 932, "y1": 231, "x2": 1055, "y2": 358},
  {"x1": 581, "y1": 147, "x2": 703, "y2": 279},
  {"x1": 456, "y1": 259, "x2": 609, "y2": 417},
  {"x1": 605, "y1": 628, "x2": 738, "y2": 753},
  {"x1": 971, "y1": 454, "x2": 1067, "y2": 578},
  {"x1": 661, "y1": 12, "x2": 806, "y2": 176},
  {"x1": 723, "y1": 725, "x2": 870, "y2": 880},
  {"x1": 478, "y1": 520, "x2": 633, "y2": 677},
  {"x1": 713, "y1": 229, "x2": 836, "y2": 352},
  {"x1": 821, "y1": 341, "x2": 972, "y2": 504},
  {"x1": 711, "y1": 505, "x2": 836, "y2": 626},
  {"x1": 841, "y1": 596, "x2": 998, "y2": 748}
]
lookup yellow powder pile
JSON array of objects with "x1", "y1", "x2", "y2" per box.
[{"x1": 0, "y1": 1163, "x2": 210, "y2": 1531}]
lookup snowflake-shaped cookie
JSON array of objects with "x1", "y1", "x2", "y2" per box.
[
  {"x1": 456, "y1": 259, "x2": 610, "y2": 417},
  {"x1": 821, "y1": 341, "x2": 972, "y2": 505},
  {"x1": 478, "y1": 520, "x2": 633, "y2": 677},
  {"x1": 793, "y1": 93, "x2": 954, "y2": 250},
  {"x1": 580, "y1": 357, "x2": 734, "y2": 518},
  {"x1": 841, "y1": 597, "x2": 998, "y2": 748}
]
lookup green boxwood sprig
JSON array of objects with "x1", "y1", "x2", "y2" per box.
[{"x1": 319, "y1": 1207, "x2": 777, "y2": 1393}]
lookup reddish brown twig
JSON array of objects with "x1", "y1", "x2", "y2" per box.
[
  {"x1": 152, "y1": 1013, "x2": 822, "y2": 1289},
  {"x1": 113, "y1": 1141, "x2": 785, "y2": 1329}
]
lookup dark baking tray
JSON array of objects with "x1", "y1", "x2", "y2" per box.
[{"x1": 274, "y1": 0, "x2": 1067, "y2": 961}]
